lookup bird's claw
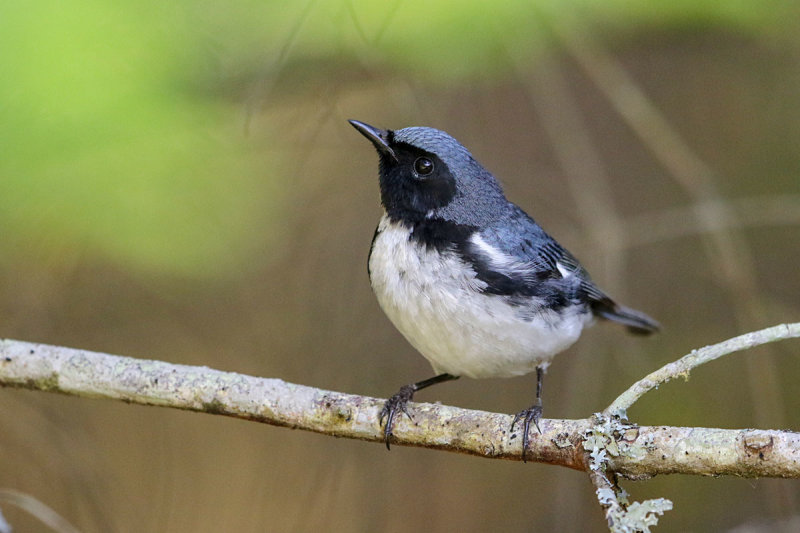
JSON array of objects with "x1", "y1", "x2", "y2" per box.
[
  {"x1": 379, "y1": 385, "x2": 416, "y2": 450},
  {"x1": 511, "y1": 404, "x2": 543, "y2": 463}
]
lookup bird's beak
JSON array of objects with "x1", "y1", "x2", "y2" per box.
[{"x1": 348, "y1": 119, "x2": 398, "y2": 162}]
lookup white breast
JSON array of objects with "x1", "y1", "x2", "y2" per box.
[{"x1": 368, "y1": 215, "x2": 592, "y2": 379}]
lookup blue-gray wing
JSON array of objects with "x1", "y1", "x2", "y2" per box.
[
  {"x1": 462, "y1": 206, "x2": 659, "y2": 333},
  {"x1": 460, "y1": 207, "x2": 583, "y2": 304}
]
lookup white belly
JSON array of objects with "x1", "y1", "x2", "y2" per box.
[{"x1": 369, "y1": 216, "x2": 592, "y2": 379}]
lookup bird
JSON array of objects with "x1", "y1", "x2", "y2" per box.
[{"x1": 349, "y1": 119, "x2": 659, "y2": 460}]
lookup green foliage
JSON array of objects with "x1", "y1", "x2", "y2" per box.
[
  {"x1": 0, "y1": 1, "x2": 281, "y2": 278},
  {"x1": 0, "y1": 0, "x2": 794, "y2": 278},
  {"x1": 193, "y1": 0, "x2": 796, "y2": 81}
]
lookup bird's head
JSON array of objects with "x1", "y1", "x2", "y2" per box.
[{"x1": 349, "y1": 120, "x2": 508, "y2": 226}]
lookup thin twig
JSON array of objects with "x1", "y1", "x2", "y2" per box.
[
  {"x1": 0, "y1": 489, "x2": 82, "y2": 533},
  {"x1": 621, "y1": 194, "x2": 800, "y2": 249},
  {"x1": 605, "y1": 323, "x2": 800, "y2": 418}
]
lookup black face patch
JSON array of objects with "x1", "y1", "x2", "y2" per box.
[{"x1": 379, "y1": 141, "x2": 457, "y2": 222}]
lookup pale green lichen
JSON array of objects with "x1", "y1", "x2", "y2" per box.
[
  {"x1": 608, "y1": 499, "x2": 673, "y2": 533},
  {"x1": 596, "y1": 487, "x2": 617, "y2": 506},
  {"x1": 584, "y1": 414, "x2": 630, "y2": 471},
  {"x1": 586, "y1": 415, "x2": 673, "y2": 532},
  {"x1": 616, "y1": 486, "x2": 631, "y2": 506}
]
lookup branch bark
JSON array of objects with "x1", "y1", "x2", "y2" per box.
[{"x1": 1, "y1": 333, "x2": 799, "y2": 479}]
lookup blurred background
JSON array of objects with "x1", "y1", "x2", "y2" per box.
[{"x1": 1, "y1": 0, "x2": 799, "y2": 531}]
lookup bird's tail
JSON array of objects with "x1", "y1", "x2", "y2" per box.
[{"x1": 592, "y1": 300, "x2": 660, "y2": 335}]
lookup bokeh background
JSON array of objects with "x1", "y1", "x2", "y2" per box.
[{"x1": 2, "y1": 1, "x2": 799, "y2": 531}]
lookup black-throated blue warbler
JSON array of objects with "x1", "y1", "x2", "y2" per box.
[{"x1": 349, "y1": 119, "x2": 659, "y2": 460}]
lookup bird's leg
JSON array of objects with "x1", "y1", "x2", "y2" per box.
[
  {"x1": 380, "y1": 373, "x2": 459, "y2": 450},
  {"x1": 511, "y1": 366, "x2": 544, "y2": 463}
]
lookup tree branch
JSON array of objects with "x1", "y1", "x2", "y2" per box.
[{"x1": 1, "y1": 334, "x2": 799, "y2": 480}]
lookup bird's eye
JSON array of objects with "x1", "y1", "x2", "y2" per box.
[{"x1": 413, "y1": 157, "x2": 434, "y2": 176}]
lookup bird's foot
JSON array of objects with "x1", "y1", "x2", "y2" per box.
[
  {"x1": 511, "y1": 404, "x2": 543, "y2": 463},
  {"x1": 379, "y1": 385, "x2": 416, "y2": 450}
]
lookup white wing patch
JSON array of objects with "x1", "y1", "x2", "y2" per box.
[
  {"x1": 469, "y1": 233, "x2": 534, "y2": 278},
  {"x1": 556, "y1": 261, "x2": 573, "y2": 279}
]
